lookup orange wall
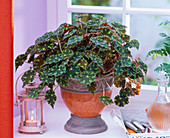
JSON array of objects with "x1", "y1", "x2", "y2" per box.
[{"x1": 0, "y1": 0, "x2": 13, "y2": 137}]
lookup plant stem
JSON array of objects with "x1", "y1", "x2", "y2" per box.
[
  {"x1": 54, "y1": 84, "x2": 59, "y2": 91},
  {"x1": 103, "y1": 78, "x2": 112, "y2": 90},
  {"x1": 100, "y1": 79, "x2": 105, "y2": 96},
  {"x1": 56, "y1": 34, "x2": 63, "y2": 53}
]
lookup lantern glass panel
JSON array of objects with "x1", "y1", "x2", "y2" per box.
[{"x1": 27, "y1": 101, "x2": 37, "y2": 121}]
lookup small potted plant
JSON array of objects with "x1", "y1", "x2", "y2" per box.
[
  {"x1": 15, "y1": 15, "x2": 147, "y2": 134},
  {"x1": 147, "y1": 20, "x2": 170, "y2": 77}
]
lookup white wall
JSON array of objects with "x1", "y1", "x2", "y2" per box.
[{"x1": 14, "y1": 0, "x2": 47, "y2": 116}]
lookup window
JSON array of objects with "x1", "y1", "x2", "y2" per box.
[{"x1": 53, "y1": 0, "x2": 170, "y2": 86}]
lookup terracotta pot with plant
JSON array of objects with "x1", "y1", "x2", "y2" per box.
[{"x1": 15, "y1": 15, "x2": 147, "y2": 134}]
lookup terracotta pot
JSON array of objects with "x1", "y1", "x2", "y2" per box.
[
  {"x1": 61, "y1": 87, "x2": 112, "y2": 117},
  {"x1": 60, "y1": 76, "x2": 113, "y2": 134}
]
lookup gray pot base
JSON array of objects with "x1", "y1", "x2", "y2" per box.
[{"x1": 64, "y1": 114, "x2": 108, "y2": 134}]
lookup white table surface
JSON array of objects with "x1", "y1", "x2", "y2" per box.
[{"x1": 14, "y1": 88, "x2": 170, "y2": 138}]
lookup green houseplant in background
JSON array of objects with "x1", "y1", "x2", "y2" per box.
[
  {"x1": 147, "y1": 20, "x2": 170, "y2": 77},
  {"x1": 15, "y1": 15, "x2": 147, "y2": 134}
]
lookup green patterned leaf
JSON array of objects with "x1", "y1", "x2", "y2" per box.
[
  {"x1": 124, "y1": 43, "x2": 131, "y2": 49},
  {"x1": 89, "y1": 54, "x2": 103, "y2": 69},
  {"x1": 63, "y1": 49, "x2": 74, "y2": 58},
  {"x1": 86, "y1": 63, "x2": 99, "y2": 74},
  {"x1": 112, "y1": 35, "x2": 124, "y2": 45},
  {"x1": 110, "y1": 22, "x2": 126, "y2": 32},
  {"x1": 98, "y1": 35, "x2": 112, "y2": 43},
  {"x1": 127, "y1": 68, "x2": 136, "y2": 79},
  {"x1": 75, "y1": 14, "x2": 88, "y2": 18},
  {"x1": 28, "y1": 54, "x2": 35, "y2": 63},
  {"x1": 129, "y1": 39, "x2": 139, "y2": 49},
  {"x1": 54, "y1": 23, "x2": 67, "y2": 37},
  {"x1": 42, "y1": 66, "x2": 50, "y2": 74},
  {"x1": 46, "y1": 42, "x2": 56, "y2": 49},
  {"x1": 114, "y1": 95, "x2": 129, "y2": 107},
  {"x1": 47, "y1": 65, "x2": 66, "y2": 77},
  {"x1": 66, "y1": 64, "x2": 80, "y2": 79},
  {"x1": 92, "y1": 15, "x2": 105, "y2": 20},
  {"x1": 114, "y1": 74, "x2": 126, "y2": 88},
  {"x1": 78, "y1": 57, "x2": 88, "y2": 69},
  {"x1": 131, "y1": 62, "x2": 137, "y2": 71},
  {"x1": 43, "y1": 54, "x2": 63, "y2": 65},
  {"x1": 70, "y1": 52, "x2": 81, "y2": 63},
  {"x1": 56, "y1": 75, "x2": 68, "y2": 87},
  {"x1": 45, "y1": 89, "x2": 57, "y2": 108},
  {"x1": 121, "y1": 56, "x2": 132, "y2": 67},
  {"x1": 131, "y1": 88, "x2": 139, "y2": 96},
  {"x1": 101, "y1": 28, "x2": 113, "y2": 37},
  {"x1": 67, "y1": 35, "x2": 83, "y2": 46},
  {"x1": 39, "y1": 73, "x2": 55, "y2": 84},
  {"x1": 115, "y1": 46, "x2": 125, "y2": 55},
  {"x1": 15, "y1": 54, "x2": 27, "y2": 70},
  {"x1": 21, "y1": 70, "x2": 36, "y2": 87},
  {"x1": 83, "y1": 50, "x2": 91, "y2": 59},
  {"x1": 77, "y1": 71, "x2": 96, "y2": 85},
  {"x1": 114, "y1": 61, "x2": 126, "y2": 77},
  {"x1": 33, "y1": 43, "x2": 51, "y2": 53},
  {"x1": 115, "y1": 67, "x2": 126, "y2": 77},
  {"x1": 63, "y1": 29, "x2": 77, "y2": 39},
  {"x1": 137, "y1": 59, "x2": 147, "y2": 74},
  {"x1": 38, "y1": 82, "x2": 47, "y2": 90},
  {"x1": 114, "y1": 60, "x2": 122, "y2": 69},
  {"x1": 90, "y1": 37, "x2": 109, "y2": 49},
  {"x1": 98, "y1": 95, "x2": 113, "y2": 105},
  {"x1": 136, "y1": 68, "x2": 144, "y2": 79},
  {"x1": 87, "y1": 82, "x2": 96, "y2": 95},
  {"x1": 25, "y1": 45, "x2": 35, "y2": 55},
  {"x1": 84, "y1": 20, "x2": 101, "y2": 27},
  {"x1": 28, "y1": 88, "x2": 39, "y2": 98},
  {"x1": 35, "y1": 31, "x2": 56, "y2": 44},
  {"x1": 119, "y1": 87, "x2": 133, "y2": 97},
  {"x1": 77, "y1": 45, "x2": 86, "y2": 51},
  {"x1": 36, "y1": 23, "x2": 67, "y2": 41},
  {"x1": 87, "y1": 27, "x2": 100, "y2": 32},
  {"x1": 114, "y1": 77, "x2": 121, "y2": 87},
  {"x1": 60, "y1": 59, "x2": 69, "y2": 66},
  {"x1": 121, "y1": 34, "x2": 130, "y2": 42},
  {"x1": 33, "y1": 54, "x2": 46, "y2": 72},
  {"x1": 124, "y1": 48, "x2": 131, "y2": 56}
]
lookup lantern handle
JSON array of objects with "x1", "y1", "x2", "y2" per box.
[{"x1": 14, "y1": 72, "x2": 24, "y2": 106}]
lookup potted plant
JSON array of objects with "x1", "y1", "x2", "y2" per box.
[
  {"x1": 15, "y1": 15, "x2": 147, "y2": 134},
  {"x1": 147, "y1": 20, "x2": 170, "y2": 77}
]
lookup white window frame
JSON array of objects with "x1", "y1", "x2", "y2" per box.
[
  {"x1": 47, "y1": 0, "x2": 170, "y2": 91},
  {"x1": 53, "y1": 0, "x2": 170, "y2": 33}
]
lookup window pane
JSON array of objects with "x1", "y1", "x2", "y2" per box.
[
  {"x1": 130, "y1": 15, "x2": 170, "y2": 85},
  {"x1": 72, "y1": 13, "x2": 122, "y2": 25},
  {"x1": 72, "y1": 0, "x2": 122, "y2": 7},
  {"x1": 131, "y1": 0, "x2": 170, "y2": 9}
]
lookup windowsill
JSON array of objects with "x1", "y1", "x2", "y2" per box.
[
  {"x1": 141, "y1": 84, "x2": 170, "y2": 92},
  {"x1": 14, "y1": 89, "x2": 170, "y2": 138}
]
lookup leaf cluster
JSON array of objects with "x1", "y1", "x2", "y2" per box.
[
  {"x1": 147, "y1": 20, "x2": 170, "y2": 77},
  {"x1": 15, "y1": 15, "x2": 147, "y2": 108}
]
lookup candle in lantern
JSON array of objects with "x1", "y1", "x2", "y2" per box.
[{"x1": 25, "y1": 110, "x2": 37, "y2": 127}]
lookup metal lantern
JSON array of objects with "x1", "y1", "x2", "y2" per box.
[{"x1": 15, "y1": 74, "x2": 47, "y2": 134}]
